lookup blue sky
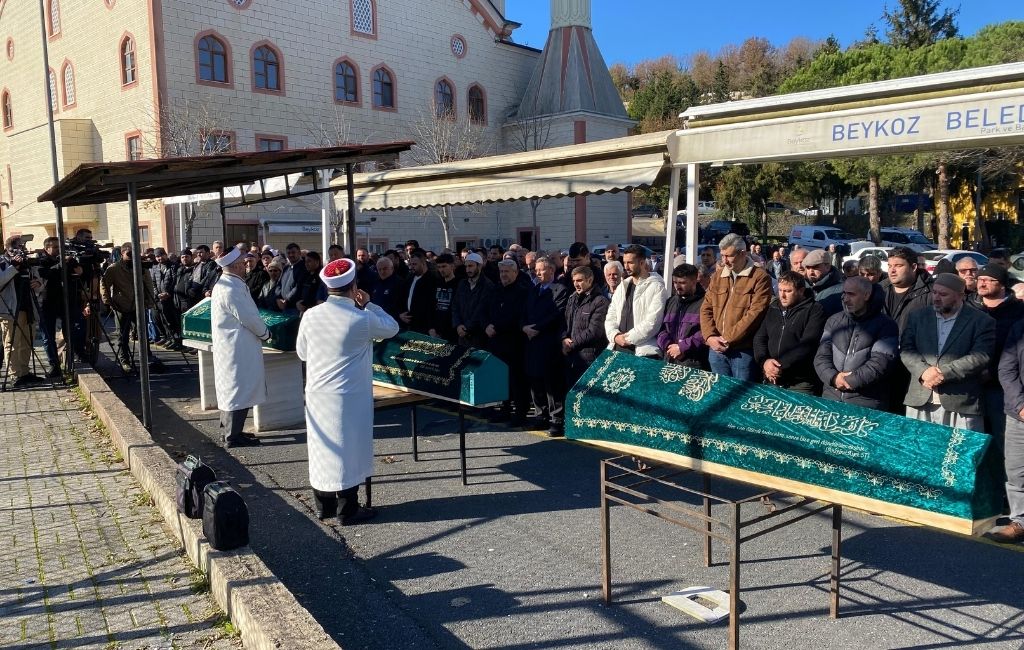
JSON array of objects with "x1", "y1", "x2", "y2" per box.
[{"x1": 507, "y1": 1, "x2": 1019, "y2": 66}]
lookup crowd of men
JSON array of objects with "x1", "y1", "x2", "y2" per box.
[{"x1": 3, "y1": 228, "x2": 1022, "y2": 542}]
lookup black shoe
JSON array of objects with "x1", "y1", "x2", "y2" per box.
[
  {"x1": 45, "y1": 367, "x2": 62, "y2": 379},
  {"x1": 224, "y1": 435, "x2": 261, "y2": 448},
  {"x1": 12, "y1": 374, "x2": 42, "y2": 388},
  {"x1": 120, "y1": 361, "x2": 134, "y2": 373},
  {"x1": 340, "y1": 506, "x2": 378, "y2": 526},
  {"x1": 546, "y1": 424, "x2": 565, "y2": 438},
  {"x1": 312, "y1": 490, "x2": 338, "y2": 520}
]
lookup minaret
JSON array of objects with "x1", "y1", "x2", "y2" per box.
[{"x1": 514, "y1": 0, "x2": 627, "y2": 119}]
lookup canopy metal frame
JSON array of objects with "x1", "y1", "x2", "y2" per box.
[{"x1": 38, "y1": 143, "x2": 411, "y2": 430}]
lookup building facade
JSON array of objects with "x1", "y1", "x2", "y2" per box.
[{"x1": 1, "y1": 0, "x2": 631, "y2": 254}]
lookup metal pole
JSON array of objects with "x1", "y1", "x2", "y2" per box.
[
  {"x1": 664, "y1": 166, "x2": 680, "y2": 290},
  {"x1": 685, "y1": 163, "x2": 700, "y2": 264},
  {"x1": 38, "y1": 0, "x2": 74, "y2": 378},
  {"x1": 219, "y1": 190, "x2": 227, "y2": 244},
  {"x1": 600, "y1": 460, "x2": 612, "y2": 604},
  {"x1": 178, "y1": 203, "x2": 186, "y2": 251},
  {"x1": 127, "y1": 183, "x2": 152, "y2": 430},
  {"x1": 346, "y1": 163, "x2": 356, "y2": 255},
  {"x1": 830, "y1": 504, "x2": 842, "y2": 619},
  {"x1": 320, "y1": 169, "x2": 331, "y2": 255}
]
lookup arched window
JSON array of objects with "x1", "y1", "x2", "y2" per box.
[
  {"x1": 2, "y1": 90, "x2": 12, "y2": 129},
  {"x1": 372, "y1": 67, "x2": 394, "y2": 109},
  {"x1": 62, "y1": 63, "x2": 76, "y2": 107},
  {"x1": 47, "y1": 70, "x2": 58, "y2": 113},
  {"x1": 253, "y1": 45, "x2": 280, "y2": 91},
  {"x1": 121, "y1": 36, "x2": 137, "y2": 86},
  {"x1": 48, "y1": 0, "x2": 60, "y2": 36},
  {"x1": 435, "y1": 79, "x2": 454, "y2": 118},
  {"x1": 198, "y1": 35, "x2": 228, "y2": 83},
  {"x1": 351, "y1": 0, "x2": 375, "y2": 36},
  {"x1": 468, "y1": 85, "x2": 486, "y2": 124},
  {"x1": 334, "y1": 60, "x2": 358, "y2": 103}
]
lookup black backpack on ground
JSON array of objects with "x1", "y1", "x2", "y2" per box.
[
  {"x1": 202, "y1": 482, "x2": 249, "y2": 551},
  {"x1": 175, "y1": 455, "x2": 216, "y2": 519}
]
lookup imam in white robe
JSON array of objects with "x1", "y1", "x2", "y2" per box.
[
  {"x1": 211, "y1": 273, "x2": 270, "y2": 412},
  {"x1": 296, "y1": 296, "x2": 399, "y2": 492}
]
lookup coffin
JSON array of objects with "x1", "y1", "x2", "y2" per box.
[
  {"x1": 372, "y1": 331, "x2": 508, "y2": 406},
  {"x1": 567, "y1": 351, "x2": 1004, "y2": 535},
  {"x1": 181, "y1": 298, "x2": 300, "y2": 352}
]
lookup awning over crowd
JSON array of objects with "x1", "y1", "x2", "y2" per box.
[{"x1": 342, "y1": 130, "x2": 673, "y2": 211}]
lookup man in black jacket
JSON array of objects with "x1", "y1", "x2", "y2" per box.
[
  {"x1": 561, "y1": 266, "x2": 609, "y2": 389},
  {"x1": 150, "y1": 248, "x2": 181, "y2": 349},
  {"x1": 970, "y1": 264, "x2": 1024, "y2": 442},
  {"x1": 879, "y1": 246, "x2": 932, "y2": 413},
  {"x1": 396, "y1": 248, "x2": 437, "y2": 334},
  {"x1": 172, "y1": 249, "x2": 196, "y2": 313},
  {"x1": 523, "y1": 256, "x2": 569, "y2": 436},
  {"x1": 485, "y1": 259, "x2": 531, "y2": 425},
  {"x1": 429, "y1": 253, "x2": 460, "y2": 342},
  {"x1": 990, "y1": 319, "x2": 1024, "y2": 543},
  {"x1": 814, "y1": 277, "x2": 899, "y2": 410},
  {"x1": 802, "y1": 249, "x2": 844, "y2": 317},
  {"x1": 277, "y1": 243, "x2": 307, "y2": 314},
  {"x1": 451, "y1": 253, "x2": 494, "y2": 348},
  {"x1": 754, "y1": 270, "x2": 826, "y2": 395}
]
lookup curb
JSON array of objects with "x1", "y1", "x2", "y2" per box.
[{"x1": 76, "y1": 368, "x2": 340, "y2": 650}]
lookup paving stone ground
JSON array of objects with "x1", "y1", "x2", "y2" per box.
[{"x1": 0, "y1": 379, "x2": 243, "y2": 650}]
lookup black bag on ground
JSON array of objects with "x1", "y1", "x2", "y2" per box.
[
  {"x1": 175, "y1": 455, "x2": 216, "y2": 519},
  {"x1": 202, "y1": 481, "x2": 249, "y2": 551}
]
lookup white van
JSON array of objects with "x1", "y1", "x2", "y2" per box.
[
  {"x1": 788, "y1": 225, "x2": 860, "y2": 252},
  {"x1": 874, "y1": 227, "x2": 935, "y2": 253}
]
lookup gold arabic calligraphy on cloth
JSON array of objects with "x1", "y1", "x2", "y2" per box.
[{"x1": 571, "y1": 353, "x2": 947, "y2": 501}]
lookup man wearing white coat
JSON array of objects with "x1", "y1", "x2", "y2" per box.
[
  {"x1": 605, "y1": 244, "x2": 668, "y2": 359},
  {"x1": 296, "y1": 258, "x2": 399, "y2": 524},
  {"x1": 212, "y1": 247, "x2": 270, "y2": 448}
]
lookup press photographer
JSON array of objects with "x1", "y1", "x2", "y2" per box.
[
  {"x1": 100, "y1": 243, "x2": 155, "y2": 373},
  {"x1": 0, "y1": 235, "x2": 44, "y2": 387}
]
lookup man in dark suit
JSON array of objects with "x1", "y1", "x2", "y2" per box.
[
  {"x1": 485, "y1": 259, "x2": 531, "y2": 426},
  {"x1": 901, "y1": 273, "x2": 995, "y2": 432},
  {"x1": 395, "y1": 248, "x2": 437, "y2": 334},
  {"x1": 561, "y1": 265, "x2": 609, "y2": 389},
  {"x1": 522, "y1": 256, "x2": 569, "y2": 436}
]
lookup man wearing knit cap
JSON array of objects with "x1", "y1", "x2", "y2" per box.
[
  {"x1": 973, "y1": 263, "x2": 1024, "y2": 443},
  {"x1": 296, "y1": 258, "x2": 399, "y2": 523},
  {"x1": 801, "y1": 248, "x2": 844, "y2": 317},
  {"x1": 900, "y1": 272, "x2": 995, "y2": 431},
  {"x1": 211, "y1": 247, "x2": 270, "y2": 448}
]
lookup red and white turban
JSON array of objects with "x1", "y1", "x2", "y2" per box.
[{"x1": 320, "y1": 258, "x2": 356, "y2": 289}]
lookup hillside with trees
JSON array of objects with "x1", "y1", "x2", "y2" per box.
[{"x1": 616, "y1": 0, "x2": 1024, "y2": 247}]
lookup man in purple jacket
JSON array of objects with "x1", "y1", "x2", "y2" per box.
[{"x1": 656, "y1": 264, "x2": 708, "y2": 368}]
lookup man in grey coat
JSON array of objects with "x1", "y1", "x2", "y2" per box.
[
  {"x1": 814, "y1": 277, "x2": 898, "y2": 409},
  {"x1": 900, "y1": 273, "x2": 995, "y2": 432}
]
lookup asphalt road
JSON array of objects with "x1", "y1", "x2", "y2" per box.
[{"x1": 90, "y1": 342, "x2": 1024, "y2": 650}]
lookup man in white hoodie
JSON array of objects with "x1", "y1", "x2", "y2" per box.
[{"x1": 605, "y1": 245, "x2": 668, "y2": 359}]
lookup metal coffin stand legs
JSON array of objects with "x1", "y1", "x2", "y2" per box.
[{"x1": 600, "y1": 455, "x2": 842, "y2": 650}]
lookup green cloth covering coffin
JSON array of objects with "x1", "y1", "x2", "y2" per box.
[
  {"x1": 372, "y1": 331, "x2": 508, "y2": 406},
  {"x1": 567, "y1": 351, "x2": 1003, "y2": 535},
  {"x1": 181, "y1": 298, "x2": 300, "y2": 351}
]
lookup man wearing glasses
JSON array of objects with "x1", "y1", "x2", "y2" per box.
[{"x1": 955, "y1": 257, "x2": 979, "y2": 305}]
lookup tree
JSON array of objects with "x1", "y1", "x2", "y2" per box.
[
  {"x1": 505, "y1": 114, "x2": 553, "y2": 247},
  {"x1": 304, "y1": 107, "x2": 358, "y2": 248},
  {"x1": 141, "y1": 97, "x2": 232, "y2": 247},
  {"x1": 713, "y1": 163, "x2": 792, "y2": 238},
  {"x1": 407, "y1": 102, "x2": 491, "y2": 249},
  {"x1": 883, "y1": 0, "x2": 958, "y2": 49},
  {"x1": 710, "y1": 61, "x2": 731, "y2": 103}
]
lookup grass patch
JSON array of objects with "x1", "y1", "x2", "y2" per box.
[
  {"x1": 188, "y1": 567, "x2": 210, "y2": 595},
  {"x1": 210, "y1": 612, "x2": 240, "y2": 639}
]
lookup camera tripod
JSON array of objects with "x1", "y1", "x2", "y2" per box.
[{"x1": 0, "y1": 278, "x2": 62, "y2": 392}]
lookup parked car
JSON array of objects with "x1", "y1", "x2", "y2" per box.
[
  {"x1": 765, "y1": 202, "x2": 792, "y2": 214},
  {"x1": 788, "y1": 225, "x2": 858, "y2": 253},
  {"x1": 843, "y1": 246, "x2": 894, "y2": 273},
  {"x1": 799, "y1": 205, "x2": 823, "y2": 217},
  {"x1": 873, "y1": 227, "x2": 935, "y2": 253},
  {"x1": 1010, "y1": 252, "x2": 1024, "y2": 282},
  {"x1": 631, "y1": 204, "x2": 661, "y2": 219},
  {"x1": 702, "y1": 220, "x2": 750, "y2": 243},
  {"x1": 919, "y1": 250, "x2": 988, "y2": 274}
]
